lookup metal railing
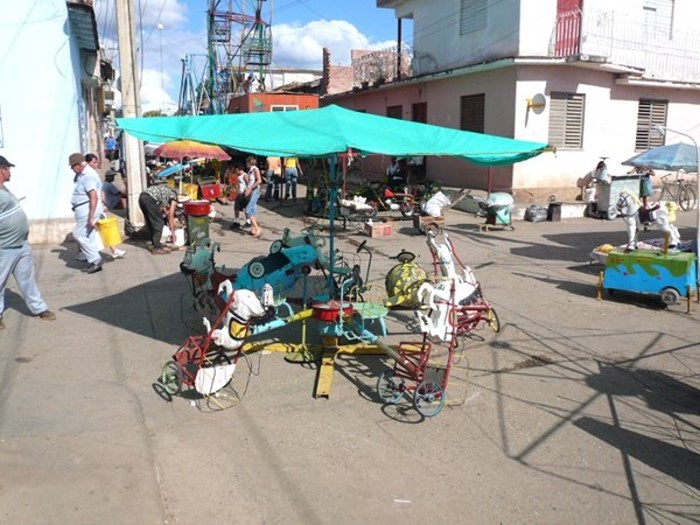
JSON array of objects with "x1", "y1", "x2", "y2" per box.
[{"x1": 553, "y1": 8, "x2": 700, "y2": 82}]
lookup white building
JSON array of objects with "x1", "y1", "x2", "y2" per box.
[
  {"x1": 0, "y1": 0, "x2": 110, "y2": 241},
  {"x1": 327, "y1": 0, "x2": 700, "y2": 200}
]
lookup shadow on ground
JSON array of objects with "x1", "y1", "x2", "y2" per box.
[{"x1": 64, "y1": 272, "x2": 196, "y2": 345}]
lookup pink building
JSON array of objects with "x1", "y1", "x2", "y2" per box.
[{"x1": 325, "y1": 0, "x2": 700, "y2": 201}]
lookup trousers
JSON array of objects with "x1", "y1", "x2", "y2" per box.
[
  {"x1": 0, "y1": 242, "x2": 48, "y2": 317},
  {"x1": 73, "y1": 212, "x2": 103, "y2": 264},
  {"x1": 138, "y1": 193, "x2": 165, "y2": 248}
]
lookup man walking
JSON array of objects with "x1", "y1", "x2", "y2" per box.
[
  {"x1": 0, "y1": 155, "x2": 55, "y2": 329},
  {"x1": 69, "y1": 153, "x2": 104, "y2": 273}
]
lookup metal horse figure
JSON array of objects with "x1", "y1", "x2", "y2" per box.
[
  {"x1": 415, "y1": 232, "x2": 478, "y2": 342},
  {"x1": 202, "y1": 280, "x2": 269, "y2": 350},
  {"x1": 615, "y1": 191, "x2": 681, "y2": 251}
]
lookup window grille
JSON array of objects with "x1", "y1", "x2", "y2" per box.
[
  {"x1": 635, "y1": 99, "x2": 668, "y2": 150},
  {"x1": 460, "y1": 94, "x2": 485, "y2": 133},
  {"x1": 548, "y1": 92, "x2": 585, "y2": 149},
  {"x1": 386, "y1": 105, "x2": 403, "y2": 119},
  {"x1": 460, "y1": 0, "x2": 488, "y2": 35}
]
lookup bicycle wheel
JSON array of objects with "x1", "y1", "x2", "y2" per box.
[{"x1": 678, "y1": 186, "x2": 697, "y2": 212}]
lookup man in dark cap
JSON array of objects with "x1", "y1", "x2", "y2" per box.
[
  {"x1": 69, "y1": 152, "x2": 104, "y2": 273},
  {"x1": 0, "y1": 155, "x2": 55, "y2": 329}
]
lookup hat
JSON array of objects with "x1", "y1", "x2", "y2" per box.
[
  {"x1": 0, "y1": 155, "x2": 15, "y2": 168},
  {"x1": 68, "y1": 153, "x2": 85, "y2": 166}
]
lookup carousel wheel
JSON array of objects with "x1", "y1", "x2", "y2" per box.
[
  {"x1": 414, "y1": 380, "x2": 444, "y2": 417},
  {"x1": 248, "y1": 260, "x2": 266, "y2": 279},
  {"x1": 269, "y1": 239, "x2": 283, "y2": 254},
  {"x1": 400, "y1": 202, "x2": 416, "y2": 218},
  {"x1": 362, "y1": 204, "x2": 378, "y2": 219},
  {"x1": 487, "y1": 307, "x2": 501, "y2": 333},
  {"x1": 161, "y1": 361, "x2": 184, "y2": 395},
  {"x1": 377, "y1": 369, "x2": 403, "y2": 404}
]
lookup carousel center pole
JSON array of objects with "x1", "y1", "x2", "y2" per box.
[{"x1": 328, "y1": 154, "x2": 338, "y2": 297}]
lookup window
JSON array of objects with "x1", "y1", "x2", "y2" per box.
[
  {"x1": 635, "y1": 99, "x2": 667, "y2": 150},
  {"x1": 548, "y1": 92, "x2": 585, "y2": 149},
  {"x1": 386, "y1": 105, "x2": 403, "y2": 119},
  {"x1": 643, "y1": 0, "x2": 674, "y2": 39},
  {"x1": 270, "y1": 105, "x2": 298, "y2": 111},
  {"x1": 460, "y1": 94, "x2": 485, "y2": 133},
  {"x1": 460, "y1": 0, "x2": 488, "y2": 35},
  {"x1": 412, "y1": 102, "x2": 427, "y2": 124}
]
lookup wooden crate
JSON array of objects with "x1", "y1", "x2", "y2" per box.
[{"x1": 364, "y1": 222, "x2": 393, "y2": 238}]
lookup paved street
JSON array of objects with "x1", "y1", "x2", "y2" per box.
[{"x1": 1, "y1": 200, "x2": 699, "y2": 524}]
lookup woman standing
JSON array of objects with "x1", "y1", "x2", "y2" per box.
[
  {"x1": 283, "y1": 156, "x2": 302, "y2": 201},
  {"x1": 244, "y1": 156, "x2": 263, "y2": 238}
]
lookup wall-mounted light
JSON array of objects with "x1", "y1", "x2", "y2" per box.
[{"x1": 526, "y1": 93, "x2": 547, "y2": 114}]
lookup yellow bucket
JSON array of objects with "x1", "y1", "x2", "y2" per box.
[
  {"x1": 96, "y1": 217, "x2": 122, "y2": 247},
  {"x1": 183, "y1": 183, "x2": 199, "y2": 200}
]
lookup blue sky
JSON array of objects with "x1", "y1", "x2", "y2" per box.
[{"x1": 94, "y1": 0, "x2": 411, "y2": 112}]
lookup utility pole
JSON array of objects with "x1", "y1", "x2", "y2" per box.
[
  {"x1": 158, "y1": 23, "x2": 164, "y2": 113},
  {"x1": 115, "y1": 0, "x2": 146, "y2": 228}
]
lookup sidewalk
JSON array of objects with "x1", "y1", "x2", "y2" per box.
[{"x1": 1, "y1": 202, "x2": 699, "y2": 524}]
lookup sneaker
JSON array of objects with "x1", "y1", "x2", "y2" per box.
[
  {"x1": 37, "y1": 310, "x2": 56, "y2": 321},
  {"x1": 111, "y1": 248, "x2": 127, "y2": 259},
  {"x1": 82, "y1": 261, "x2": 103, "y2": 274},
  {"x1": 75, "y1": 252, "x2": 87, "y2": 261}
]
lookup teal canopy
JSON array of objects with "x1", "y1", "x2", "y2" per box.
[{"x1": 117, "y1": 104, "x2": 548, "y2": 166}]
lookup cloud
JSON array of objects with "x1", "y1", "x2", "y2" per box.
[{"x1": 273, "y1": 19, "x2": 395, "y2": 68}]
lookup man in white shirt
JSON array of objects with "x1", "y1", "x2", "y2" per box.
[{"x1": 68, "y1": 153, "x2": 104, "y2": 274}]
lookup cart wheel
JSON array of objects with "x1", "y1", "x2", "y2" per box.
[
  {"x1": 248, "y1": 260, "x2": 265, "y2": 279},
  {"x1": 425, "y1": 223, "x2": 441, "y2": 237},
  {"x1": 269, "y1": 240, "x2": 283, "y2": 254},
  {"x1": 487, "y1": 308, "x2": 501, "y2": 333},
  {"x1": 660, "y1": 287, "x2": 681, "y2": 306},
  {"x1": 161, "y1": 361, "x2": 184, "y2": 395},
  {"x1": 377, "y1": 369, "x2": 403, "y2": 404},
  {"x1": 413, "y1": 380, "x2": 445, "y2": 417},
  {"x1": 400, "y1": 202, "x2": 416, "y2": 218},
  {"x1": 605, "y1": 206, "x2": 617, "y2": 220},
  {"x1": 364, "y1": 205, "x2": 378, "y2": 219}
]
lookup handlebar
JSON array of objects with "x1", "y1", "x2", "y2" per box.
[{"x1": 660, "y1": 172, "x2": 683, "y2": 181}]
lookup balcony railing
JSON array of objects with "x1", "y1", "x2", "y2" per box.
[{"x1": 553, "y1": 8, "x2": 700, "y2": 82}]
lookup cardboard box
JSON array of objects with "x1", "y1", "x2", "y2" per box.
[{"x1": 364, "y1": 222, "x2": 393, "y2": 238}]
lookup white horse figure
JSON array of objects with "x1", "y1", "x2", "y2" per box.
[
  {"x1": 415, "y1": 233, "x2": 478, "y2": 342},
  {"x1": 202, "y1": 280, "x2": 267, "y2": 350},
  {"x1": 615, "y1": 191, "x2": 681, "y2": 251}
]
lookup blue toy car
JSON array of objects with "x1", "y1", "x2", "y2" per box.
[{"x1": 233, "y1": 243, "x2": 322, "y2": 294}]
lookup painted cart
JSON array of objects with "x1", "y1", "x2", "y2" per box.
[{"x1": 602, "y1": 249, "x2": 698, "y2": 305}]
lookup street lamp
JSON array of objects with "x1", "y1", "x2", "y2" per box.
[
  {"x1": 157, "y1": 23, "x2": 164, "y2": 113},
  {"x1": 653, "y1": 124, "x2": 700, "y2": 283}
]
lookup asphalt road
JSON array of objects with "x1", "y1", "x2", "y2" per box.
[{"x1": 1, "y1": 200, "x2": 699, "y2": 525}]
